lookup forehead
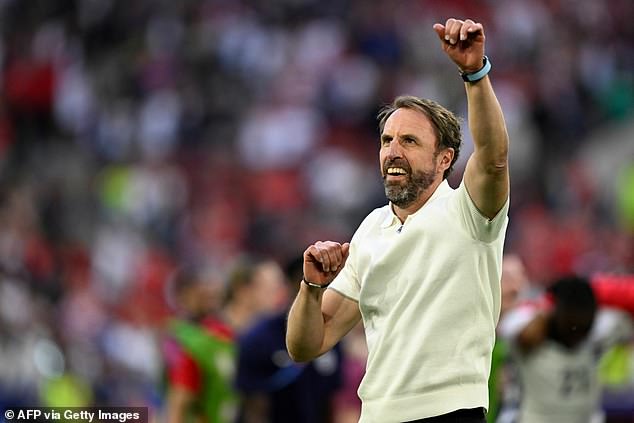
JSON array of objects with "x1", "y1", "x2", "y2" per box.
[{"x1": 383, "y1": 107, "x2": 436, "y2": 139}]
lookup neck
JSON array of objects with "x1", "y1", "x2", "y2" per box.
[{"x1": 392, "y1": 178, "x2": 444, "y2": 223}]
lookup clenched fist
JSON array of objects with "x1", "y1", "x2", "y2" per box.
[
  {"x1": 303, "y1": 241, "x2": 350, "y2": 287},
  {"x1": 433, "y1": 18, "x2": 486, "y2": 73}
]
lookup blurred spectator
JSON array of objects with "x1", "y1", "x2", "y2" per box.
[
  {"x1": 223, "y1": 257, "x2": 287, "y2": 335},
  {"x1": 162, "y1": 266, "x2": 237, "y2": 423},
  {"x1": 235, "y1": 256, "x2": 342, "y2": 423}
]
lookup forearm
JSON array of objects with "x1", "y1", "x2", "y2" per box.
[
  {"x1": 465, "y1": 75, "x2": 509, "y2": 172},
  {"x1": 286, "y1": 283, "x2": 327, "y2": 362},
  {"x1": 517, "y1": 312, "x2": 549, "y2": 352},
  {"x1": 462, "y1": 73, "x2": 510, "y2": 218}
]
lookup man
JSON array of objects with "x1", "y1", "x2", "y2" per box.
[
  {"x1": 223, "y1": 256, "x2": 288, "y2": 335},
  {"x1": 498, "y1": 276, "x2": 633, "y2": 423},
  {"x1": 234, "y1": 256, "x2": 342, "y2": 423},
  {"x1": 163, "y1": 266, "x2": 237, "y2": 423},
  {"x1": 286, "y1": 18, "x2": 510, "y2": 422}
]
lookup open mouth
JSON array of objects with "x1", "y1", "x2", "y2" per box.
[{"x1": 385, "y1": 167, "x2": 408, "y2": 179}]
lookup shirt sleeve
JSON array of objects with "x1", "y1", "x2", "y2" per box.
[{"x1": 449, "y1": 180, "x2": 510, "y2": 243}]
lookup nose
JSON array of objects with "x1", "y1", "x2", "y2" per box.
[{"x1": 386, "y1": 139, "x2": 404, "y2": 158}]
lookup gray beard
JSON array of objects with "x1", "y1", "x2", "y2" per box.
[{"x1": 384, "y1": 168, "x2": 436, "y2": 208}]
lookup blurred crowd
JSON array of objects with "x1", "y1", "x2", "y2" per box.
[{"x1": 0, "y1": 0, "x2": 632, "y2": 420}]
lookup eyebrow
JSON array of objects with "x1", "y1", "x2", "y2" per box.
[{"x1": 381, "y1": 133, "x2": 418, "y2": 141}]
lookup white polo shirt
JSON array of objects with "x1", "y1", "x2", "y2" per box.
[{"x1": 329, "y1": 179, "x2": 509, "y2": 422}]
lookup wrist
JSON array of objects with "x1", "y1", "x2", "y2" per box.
[
  {"x1": 300, "y1": 279, "x2": 327, "y2": 301},
  {"x1": 460, "y1": 56, "x2": 491, "y2": 83},
  {"x1": 302, "y1": 276, "x2": 330, "y2": 290}
]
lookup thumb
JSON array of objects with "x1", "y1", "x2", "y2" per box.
[
  {"x1": 432, "y1": 23, "x2": 446, "y2": 42},
  {"x1": 342, "y1": 242, "x2": 351, "y2": 259}
]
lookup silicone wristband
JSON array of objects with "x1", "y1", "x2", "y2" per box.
[{"x1": 460, "y1": 56, "x2": 491, "y2": 83}]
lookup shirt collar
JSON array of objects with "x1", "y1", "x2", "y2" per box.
[{"x1": 380, "y1": 180, "x2": 452, "y2": 229}]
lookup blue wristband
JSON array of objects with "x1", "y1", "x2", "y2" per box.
[{"x1": 460, "y1": 56, "x2": 491, "y2": 83}]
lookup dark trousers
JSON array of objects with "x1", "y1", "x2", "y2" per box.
[{"x1": 405, "y1": 408, "x2": 487, "y2": 423}]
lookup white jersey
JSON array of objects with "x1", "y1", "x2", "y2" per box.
[
  {"x1": 329, "y1": 180, "x2": 509, "y2": 422},
  {"x1": 499, "y1": 305, "x2": 632, "y2": 423}
]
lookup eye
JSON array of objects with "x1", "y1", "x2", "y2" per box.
[
  {"x1": 380, "y1": 136, "x2": 392, "y2": 146},
  {"x1": 403, "y1": 136, "x2": 416, "y2": 144}
]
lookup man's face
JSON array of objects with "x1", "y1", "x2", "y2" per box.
[
  {"x1": 552, "y1": 309, "x2": 595, "y2": 349},
  {"x1": 180, "y1": 280, "x2": 223, "y2": 320},
  {"x1": 380, "y1": 108, "x2": 449, "y2": 208},
  {"x1": 251, "y1": 261, "x2": 287, "y2": 314}
]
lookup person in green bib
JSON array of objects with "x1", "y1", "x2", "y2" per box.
[{"x1": 163, "y1": 266, "x2": 238, "y2": 423}]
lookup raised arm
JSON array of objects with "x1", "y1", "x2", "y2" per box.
[
  {"x1": 433, "y1": 19, "x2": 509, "y2": 219},
  {"x1": 592, "y1": 274, "x2": 634, "y2": 317},
  {"x1": 286, "y1": 241, "x2": 361, "y2": 362},
  {"x1": 499, "y1": 305, "x2": 550, "y2": 353}
]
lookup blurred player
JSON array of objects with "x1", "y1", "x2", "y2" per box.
[
  {"x1": 499, "y1": 276, "x2": 633, "y2": 423},
  {"x1": 162, "y1": 266, "x2": 237, "y2": 423},
  {"x1": 223, "y1": 257, "x2": 287, "y2": 335},
  {"x1": 234, "y1": 256, "x2": 342, "y2": 423}
]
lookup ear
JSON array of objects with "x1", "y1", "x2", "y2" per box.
[{"x1": 438, "y1": 148, "x2": 454, "y2": 172}]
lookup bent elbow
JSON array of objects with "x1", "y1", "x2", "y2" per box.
[
  {"x1": 285, "y1": 336, "x2": 318, "y2": 363},
  {"x1": 288, "y1": 353, "x2": 313, "y2": 363},
  {"x1": 286, "y1": 347, "x2": 316, "y2": 363}
]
